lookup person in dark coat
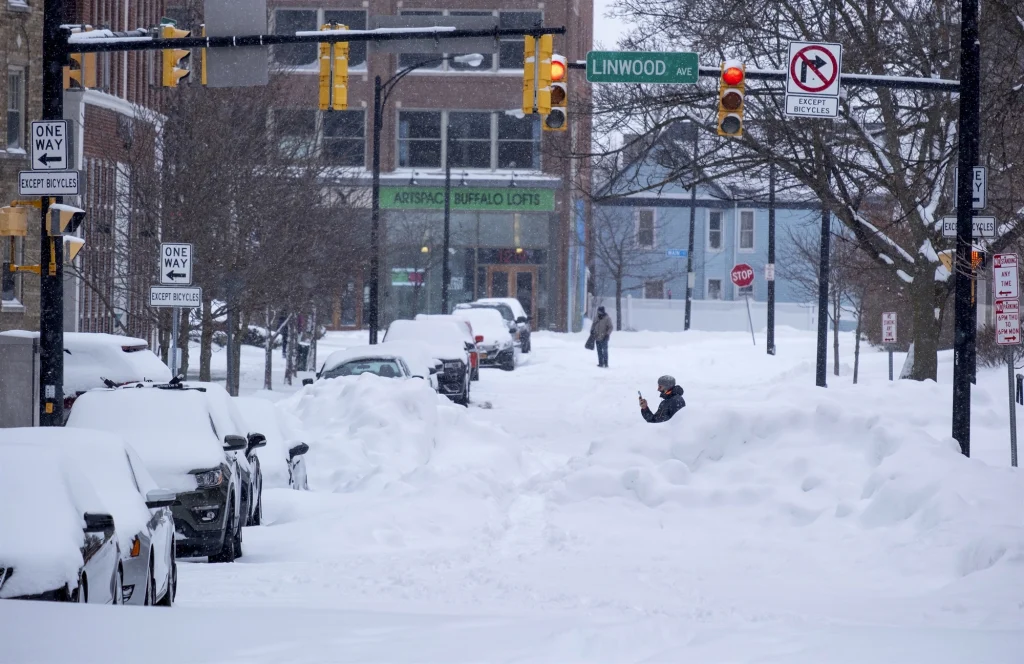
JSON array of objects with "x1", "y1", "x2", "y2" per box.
[
  {"x1": 640, "y1": 375, "x2": 686, "y2": 423},
  {"x1": 590, "y1": 306, "x2": 614, "y2": 367}
]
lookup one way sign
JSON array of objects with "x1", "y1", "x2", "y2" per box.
[
  {"x1": 31, "y1": 120, "x2": 71, "y2": 171},
  {"x1": 160, "y1": 243, "x2": 193, "y2": 285}
]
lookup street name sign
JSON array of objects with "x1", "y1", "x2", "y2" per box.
[
  {"x1": 160, "y1": 243, "x2": 193, "y2": 285},
  {"x1": 994, "y1": 254, "x2": 1019, "y2": 300},
  {"x1": 882, "y1": 312, "x2": 897, "y2": 344},
  {"x1": 30, "y1": 120, "x2": 70, "y2": 170},
  {"x1": 18, "y1": 170, "x2": 80, "y2": 196},
  {"x1": 586, "y1": 51, "x2": 699, "y2": 84},
  {"x1": 150, "y1": 286, "x2": 203, "y2": 308},
  {"x1": 953, "y1": 166, "x2": 987, "y2": 210},
  {"x1": 666, "y1": 249, "x2": 689, "y2": 258},
  {"x1": 996, "y1": 299, "x2": 1020, "y2": 346},
  {"x1": 941, "y1": 215, "x2": 995, "y2": 238},
  {"x1": 785, "y1": 41, "x2": 842, "y2": 118}
]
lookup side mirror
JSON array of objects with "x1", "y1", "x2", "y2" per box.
[
  {"x1": 223, "y1": 434, "x2": 247, "y2": 452},
  {"x1": 464, "y1": 342, "x2": 475, "y2": 351},
  {"x1": 428, "y1": 366, "x2": 439, "y2": 375},
  {"x1": 302, "y1": 378, "x2": 314, "y2": 386},
  {"x1": 247, "y1": 432, "x2": 267, "y2": 451},
  {"x1": 474, "y1": 335, "x2": 484, "y2": 343},
  {"x1": 145, "y1": 489, "x2": 177, "y2": 509},
  {"x1": 288, "y1": 442, "x2": 309, "y2": 459},
  {"x1": 84, "y1": 512, "x2": 115, "y2": 533},
  {"x1": 517, "y1": 316, "x2": 527, "y2": 324}
]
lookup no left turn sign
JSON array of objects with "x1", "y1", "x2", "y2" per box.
[{"x1": 787, "y1": 42, "x2": 843, "y2": 97}]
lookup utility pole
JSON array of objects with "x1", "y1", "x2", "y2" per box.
[
  {"x1": 39, "y1": 0, "x2": 67, "y2": 425},
  {"x1": 368, "y1": 75, "x2": 383, "y2": 344},
  {"x1": 684, "y1": 120, "x2": 697, "y2": 330},
  {"x1": 441, "y1": 122, "x2": 452, "y2": 314},
  {"x1": 767, "y1": 160, "x2": 776, "y2": 355},
  {"x1": 816, "y1": 173, "x2": 831, "y2": 389},
  {"x1": 952, "y1": 0, "x2": 981, "y2": 456}
]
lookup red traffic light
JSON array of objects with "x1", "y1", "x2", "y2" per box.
[
  {"x1": 722, "y1": 66, "x2": 744, "y2": 86},
  {"x1": 551, "y1": 59, "x2": 566, "y2": 82}
]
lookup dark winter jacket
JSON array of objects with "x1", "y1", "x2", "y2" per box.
[
  {"x1": 641, "y1": 387, "x2": 685, "y2": 423},
  {"x1": 591, "y1": 313, "x2": 614, "y2": 341}
]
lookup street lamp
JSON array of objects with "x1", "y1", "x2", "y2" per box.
[{"x1": 368, "y1": 53, "x2": 484, "y2": 343}]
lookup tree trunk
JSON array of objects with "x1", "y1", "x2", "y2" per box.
[
  {"x1": 832, "y1": 297, "x2": 841, "y2": 377},
  {"x1": 614, "y1": 275, "x2": 623, "y2": 331},
  {"x1": 199, "y1": 296, "x2": 213, "y2": 382},
  {"x1": 264, "y1": 306, "x2": 274, "y2": 391},
  {"x1": 905, "y1": 275, "x2": 941, "y2": 381},
  {"x1": 229, "y1": 310, "x2": 247, "y2": 395},
  {"x1": 177, "y1": 309, "x2": 190, "y2": 379},
  {"x1": 285, "y1": 316, "x2": 297, "y2": 386},
  {"x1": 309, "y1": 306, "x2": 318, "y2": 372},
  {"x1": 158, "y1": 309, "x2": 170, "y2": 364},
  {"x1": 853, "y1": 307, "x2": 863, "y2": 384}
]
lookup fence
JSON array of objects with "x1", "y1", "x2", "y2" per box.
[{"x1": 592, "y1": 295, "x2": 821, "y2": 333}]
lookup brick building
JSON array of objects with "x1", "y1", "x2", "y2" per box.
[{"x1": 267, "y1": 0, "x2": 593, "y2": 332}]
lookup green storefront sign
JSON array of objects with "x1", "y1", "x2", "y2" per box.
[
  {"x1": 586, "y1": 51, "x2": 699, "y2": 84},
  {"x1": 380, "y1": 186, "x2": 555, "y2": 212}
]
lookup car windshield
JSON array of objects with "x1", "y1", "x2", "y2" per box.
[
  {"x1": 322, "y1": 359, "x2": 403, "y2": 379},
  {"x1": 468, "y1": 304, "x2": 514, "y2": 322}
]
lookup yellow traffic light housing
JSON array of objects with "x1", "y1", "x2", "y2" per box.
[
  {"x1": 64, "y1": 236, "x2": 86, "y2": 263},
  {"x1": 522, "y1": 34, "x2": 553, "y2": 115},
  {"x1": 717, "y1": 61, "x2": 745, "y2": 137},
  {"x1": 319, "y1": 24, "x2": 349, "y2": 111},
  {"x1": 161, "y1": 24, "x2": 192, "y2": 87},
  {"x1": 0, "y1": 206, "x2": 29, "y2": 237},
  {"x1": 47, "y1": 204, "x2": 86, "y2": 237},
  {"x1": 64, "y1": 27, "x2": 97, "y2": 90},
  {"x1": 543, "y1": 54, "x2": 568, "y2": 132}
]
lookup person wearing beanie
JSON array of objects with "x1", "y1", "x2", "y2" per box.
[
  {"x1": 639, "y1": 375, "x2": 686, "y2": 423},
  {"x1": 590, "y1": 306, "x2": 613, "y2": 367}
]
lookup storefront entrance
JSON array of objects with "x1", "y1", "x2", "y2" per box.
[{"x1": 486, "y1": 265, "x2": 537, "y2": 321}]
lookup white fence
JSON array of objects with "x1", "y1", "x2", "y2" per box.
[{"x1": 593, "y1": 296, "x2": 820, "y2": 333}]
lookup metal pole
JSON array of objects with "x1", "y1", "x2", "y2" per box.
[
  {"x1": 170, "y1": 308, "x2": 179, "y2": 377},
  {"x1": 745, "y1": 295, "x2": 755, "y2": 346},
  {"x1": 369, "y1": 75, "x2": 382, "y2": 344},
  {"x1": 441, "y1": 125, "x2": 452, "y2": 314},
  {"x1": 225, "y1": 305, "x2": 234, "y2": 395},
  {"x1": 815, "y1": 206, "x2": 831, "y2": 388},
  {"x1": 39, "y1": 1, "x2": 67, "y2": 426},
  {"x1": 767, "y1": 161, "x2": 776, "y2": 355},
  {"x1": 1008, "y1": 350, "x2": 1018, "y2": 467},
  {"x1": 889, "y1": 349, "x2": 894, "y2": 381},
  {"x1": 952, "y1": 0, "x2": 981, "y2": 457},
  {"x1": 684, "y1": 122, "x2": 697, "y2": 331}
]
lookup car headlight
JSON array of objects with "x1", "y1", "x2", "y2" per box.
[{"x1": 193, "y1": 469, "x2": 224, "y2": 488}]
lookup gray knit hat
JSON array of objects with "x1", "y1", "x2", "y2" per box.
[{"x1": 657, "y1": 375, "x2": 676, "y2": 390}]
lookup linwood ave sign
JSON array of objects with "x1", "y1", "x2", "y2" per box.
[{"x1": 586, "y1": 51, "x2": 699, "y2": 84}]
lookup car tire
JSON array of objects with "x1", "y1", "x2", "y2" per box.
[
  {"x1": 502, "y1": 354, "x2": 516, "y2": 371},
  {"x1": 471, "y1": 367, "x2": 479, "y2": 382},
  {"x1": 232, "y1": 519, "x2": 244, "y2": 559},
  {"x1": 252, "y1": 494, "x2": 262, "y2": 526},
  {"x1": 156, "y1": 560, "x2": 175, "y2": 607},
  {"x1": 113, "y1": 566, "x2": 123, "y2": 605},
  {"x1": 209, "y1": 501, "x2": 237, "y2": 563},
  {"x1": 142, "y1": 559, "x2": 155, "y2": 605},
  {"x1": 69, "y1": 574, "x2": 87, "y2": 603}
]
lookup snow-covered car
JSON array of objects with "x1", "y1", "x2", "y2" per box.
[
  {"x1": 384, "y1": 319, "x2": 473, "y2": 405},
  {"x1": 415, "y1": 314, "x2": 481, "y2": 381},
  {"x1": 0, "y1": 331, "x2": 171, "y2": 418},
  {"x1": 234, "y1": 396, "x2": 311, "y2": 492},
  {"x1": 453, "y1": 307, "x2": 518, "y2": 371},
  {"x1": 0, "y1": 445, "x2": 122, "y2": 603},
  {"x1": 455, "y1": 301, "x2": 521, "y2": 346},
  {"x1": 186, "y1": 382, "x2": 267, "y2": 527},
  {"x1": 474, "y1": 297, "x2": 532, "y2": 352},
  {"x1": 66, "y1": 384, "x2": 248, "y2": 563},
  {"x1": 0, "y1": 428, "x2": 178, "y2": 605}
]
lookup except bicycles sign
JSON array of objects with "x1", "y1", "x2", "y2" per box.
[{"x1": 785, "y1": 41, "x2": 843, "y2": 119}]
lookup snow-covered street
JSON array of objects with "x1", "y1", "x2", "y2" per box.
[{"x1": 4, "y1": 329, "x2": 1024, "y2": 663}]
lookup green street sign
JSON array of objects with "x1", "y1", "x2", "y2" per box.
[
  {"x1": 586, "y1": 51, "x2": 699, "y2": 84},
  {"x1": 380, "y1": 186, "x2": 555, "y2": 212}
]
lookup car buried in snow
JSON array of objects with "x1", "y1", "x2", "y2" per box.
[
  {"x1": 233, "y1": 396, "x2": 312, "y2": 493},
  {"x1": 453, "y1": 307, "x2": 518, "y2": 371},
  {"x1": 473, "y1": 297, "x2": 532, "y2": 353},
  {"x1": 384, "y1": 319, "x2": 473, "y2": 405},
  {"x1": 302, "y1": 344, "x2": 442, "y2": 389}
]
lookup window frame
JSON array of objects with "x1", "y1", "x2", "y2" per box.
[
  {"x1": 498, "y1": 11, "x2": 543, "y2": 71},
  {"x1": 636, "y1": 209, "x2": 656, "y2": 248},
  {"x1": 706, "y1": 278, "x2": 723, "y2": 300},
  {"x1": 707, "y1": 210, "x2": 723, "y2": 252},
  {"x1": 322, "y1": 108, "x2": 367, "y2": 168},
  {"x1": 272, "y1": 8, "x2": 370, "y2": 70},
  {"x1": 273, "y1": 108, "x2": 318, "y2": 159},
  {"x1": 397, "y1": 109, "x2": 541, "y2": 171},
  {"x1": 6, "y1": 67, "x2": 27, "y2": 153},
  {"x1": 738, "y1": 209, "x2": 755, "y2": 252},
  {"x1": 397, "y1": 109, "x2": 444, "y2": 169}
]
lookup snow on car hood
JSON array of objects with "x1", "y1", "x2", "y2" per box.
[
  {"x1": 0, "y1": 446, "x2": 86, "y2": 599},
  {"x1": 66, "y1": 389, "x2": 224, "y2": 491},
  {"x1": 383, "y1": 320, "x2": 467, "y2": 360},
  {"x1": 453, "y1": 309, "x2": 513, "y2": 346}
]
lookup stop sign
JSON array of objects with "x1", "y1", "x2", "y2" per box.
[{"x1": 731, "y1": 263, "x2": 754, "y2": 288}]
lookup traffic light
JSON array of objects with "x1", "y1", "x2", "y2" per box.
[
  {"x1": 319, "y1": 24, "x2": 349, "y2": 111},
  {"x1": 64, "y1": 236, "x2": 86, "y2": 263},
  {"x1": 522, "y1": 34, "x2": 553, "y2": 115},
  {"x1": 47, "y1": 204, "x2": 86, "y2": 236},
  {"x1": 64, "y1": 27, "x2": 97, "y2": 90},
  {"x1": 717, "y1": 61, "x2": 745, "y2": 137},
  {"x1": 161, "y1": 24, "x2": 191, "y2": 87},
  {"x1": 0, "y1": 206, "x2": 29, "y2": 237},
  {"x1": 543, "y1": 54, "x2": 568, "y2": 132}
]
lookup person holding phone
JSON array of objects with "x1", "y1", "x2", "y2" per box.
[{"x1": 639, "y1": 375, "x2": 685, "y2": 423}]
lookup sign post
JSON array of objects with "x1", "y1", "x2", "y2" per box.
[
  {"x1": 994, "y1": 255, "x2": 1020, "y2": 466},
  {"x1": 731, "y1": 263, "x2": 755, "y2": 346},
  {"x1": 785, "y1": 41, "x2": 843, "y2": 118},
  {"x1": 153, "y1": 243, "x2": 198, "y2": 378},
  {"x1": 882, "y1": 312, "x2": 897, "y2": 380}
]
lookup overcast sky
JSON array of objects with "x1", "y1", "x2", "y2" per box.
[{"x1": 593, "y1": 0, "x2": 629, "y2": 50}]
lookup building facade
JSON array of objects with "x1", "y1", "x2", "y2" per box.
[{"x1": 267, "y1": 0, "x2": 593, "y2": 332}]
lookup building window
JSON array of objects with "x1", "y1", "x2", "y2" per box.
[
  {"x1": 707, "y1": 210, "x2": 722, "y2": 251},
  {"x1": 739, "y1": 209, "x2": 755, "y2": 251},
  {"x1": 2, "y1": 238, "x2": 23, "y2": 307},
  {"x1": 273, "y1": 10, "x2": 318, "y2": 66},
  {"x1": 323, "y1": 110, "x2": 365, "y2": 167},
  {"x1": 637, "y1": 209, "x2": 655, "y2": 248},
  {"x1": 7, "y1": 69, "x2": 26, "y2": 151},
  {"x1": 450, "y1": 11, "x2": 495, "y2": 70},
  {"x1": 497, "y1": 114, "x2": 539, "y2": 169},
  {"x1": 323, "y1": 10, "x2": 368, "y2": 68},
  {"x1": 275, "y1": 109, "x2": 316, "y2": 158},
  {"x1": 399, "y1": 111, "x2": 442, "y2": 168},
  {"x1": 448, "y1": 111, "x2": 491, "y2": 169},
  {"x1": 499, "y1": 12, "x2": 542, "y2": 69},
  {"x1": 399, "y1": 11, "x2": 444, "y2": 69},
  {"x1": 644, "y1": 280, "x2": 664, "y2": 299},
  {"x1": 707, "y1": 279, "x2": 722, "y2": 300}
]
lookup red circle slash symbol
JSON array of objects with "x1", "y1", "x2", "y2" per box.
[{"x1": 790, "y1": 46, "x2": 838, "y2": 93}]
